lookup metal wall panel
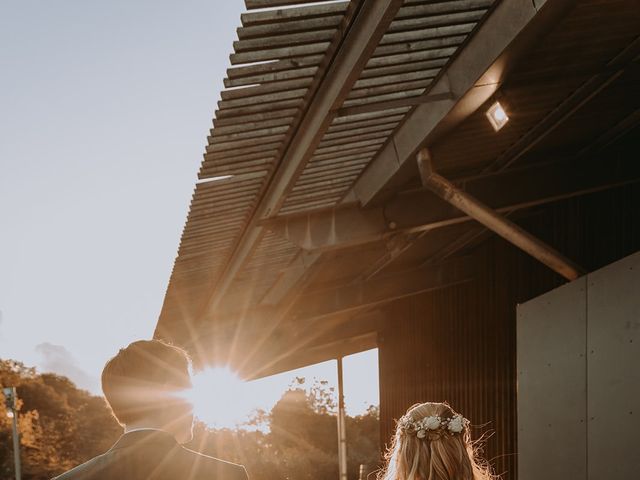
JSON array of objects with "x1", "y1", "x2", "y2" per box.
[
  {"x1": 517, "y1": 277, "x2": 588, "y2": 480},
  {"x1": 587, "y1": 251, "x2": 640, "y2": 479}
]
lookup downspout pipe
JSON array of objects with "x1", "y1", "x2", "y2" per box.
[{"x1": 417, "y1": 148, "x2": 585, "y2": 281}]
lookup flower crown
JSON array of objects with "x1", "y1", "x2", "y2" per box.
[{"x1": 397, "y1": 413, "x2": 469, "y2": 438}]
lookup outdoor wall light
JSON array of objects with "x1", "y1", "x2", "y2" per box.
[
  {"x1": 486, "y1": 101, "x2": 509, "y2": 131},
  {"x1": 6, "y1": 410, "x2": 14, "y2": 418}
]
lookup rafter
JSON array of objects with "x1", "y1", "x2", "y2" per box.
[
  {"x1": 266, "y1": 154, "x2": 640, "y2": 251},
  {"x1": 350, "y1": 0, "x2": 577, "y2": 206},
  {"x1": 198, "y1": 0, "x2": 405, "y2": 317}
]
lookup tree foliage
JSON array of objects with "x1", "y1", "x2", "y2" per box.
[
  {"x1": 188, "y1": 378, "x2": 380, "y2": 480},
  {"x1": 1, "y1": 361, "x2": 380, "y2": 480},
  {"x1": 0, "y1": 359, "x2": 122, "y2": 480}
]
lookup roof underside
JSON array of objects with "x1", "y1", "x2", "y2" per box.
[{"x1": 155, "y1": 0, "x2": 640, "y2": 378}]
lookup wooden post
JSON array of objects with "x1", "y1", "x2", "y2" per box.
[{"x1": 337, "y1": 358, "x2": 348, "y2": 480}]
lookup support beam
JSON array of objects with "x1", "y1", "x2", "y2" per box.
[
  {"x1": 417, "y1": 149, "x2": 584, "y2": 281},
  {"x1": 260, "y1": 250, "x2": 322, "y2": 306},
  {"x1": 337, "y1": 358, "x2": 348, "y2": 480},
  {"x1": 193, "y1": 256, "x2": 472, "y2": 354},
  {"x1": 265, "y1": 154, "x2": 640, "y2": 251},
  {"x1": 199, "y1": 0, "x2": 405, "y2": 316},
  {"x1": 245, "y1": 332, "x2": 378, "y2": 379},
  {"x1": 334, "y1": 91, "x2": 454, "y2": 117},
  {"x1": 188, "y1": 256, "x2": 472, "y2": 375},
  {"x1": 351, "y1": 0, "x2": 577, "y2": 206},
  {"x1": 289, "y1": 255, "x2": 474, "y2": 320}
]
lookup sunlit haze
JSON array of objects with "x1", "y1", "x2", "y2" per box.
[{"x1": 186, "y1": 352, "x2": 379, "y2": 428}]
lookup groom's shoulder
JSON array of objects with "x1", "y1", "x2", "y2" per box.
[
  {"x1": 50, "y1": 452, "x2": 110, "y2": 480},
  {"x1": 180, "y1": 447, "x2": 249, "y2": 480}
]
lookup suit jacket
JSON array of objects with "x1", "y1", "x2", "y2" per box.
[{"x1": 52, "y1": 429, "x2": 249, "y2": 480}]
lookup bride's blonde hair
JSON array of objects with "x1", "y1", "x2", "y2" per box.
[{"x1": 379, "y1": 402, "x2": 495, "y2": 480}]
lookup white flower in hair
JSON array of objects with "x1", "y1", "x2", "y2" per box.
[
  {"x1": 422, "y1": 416, "x2": 441, "y2": 430},
  {"x1": 447, "y1": 414, "x2": 467, "y2": 433}
]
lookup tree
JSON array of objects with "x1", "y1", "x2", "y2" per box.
[
  {"x1": 0, "y1": 359, "x2": 121, "y2": 480},
  {"x1": 186, "y1": 378, "x2": 380, "y2": 480},
  {"x1": 1, "y1": 360, "x2": 380, "y2": 480}
]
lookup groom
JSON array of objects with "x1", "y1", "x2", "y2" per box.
[{"x1": 53, "y1": 339, "x2": 248, "y2": 480}]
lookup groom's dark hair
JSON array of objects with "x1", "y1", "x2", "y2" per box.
[{"x1": 101, "y1": 339, "x2": 191, "y2": 425}]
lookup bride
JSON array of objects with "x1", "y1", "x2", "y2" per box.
[{"x1": 378, "y1": 402, "x2": 495, "y2": 480}]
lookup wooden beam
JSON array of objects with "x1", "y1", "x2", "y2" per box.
[
  {"x1": 244, "y1": 332, "x2": 379, "y2": 379},
  {"x1": 191, "y1": 257, "x2": 472, "y2": 376},
  {"x1": 289, "y1": 255, "x2": 474, "y2": 321},
  {"x1": 351, "y1": 0, "x2": 577, "y2": 206},
  {"x1": 265, "y1": 154, "x2": 640, "y2": 251},
  {"x1": 260, "y1": 250, "x2": 322, "y2": 305},
  {"x1": 334, "y1": 91, "x2": 454, "y2": 117},
  {"x1": 417, "y1": 149, "x2": 584, "y2": 281}
]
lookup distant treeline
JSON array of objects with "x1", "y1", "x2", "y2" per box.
[{"x1": 0, "y1": 360, "x2": 380, "y2": 480}]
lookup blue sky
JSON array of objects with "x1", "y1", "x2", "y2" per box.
[{"x1": 0, "y1": 0, "x2": 378, "y2": 416}]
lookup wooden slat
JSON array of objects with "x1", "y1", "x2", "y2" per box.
[
  {"x1": 394, "y1": 0, "x2": 492, "y2": 20},
  {"x1": 203, "y1": 149, "x2": 279, "y2": 166},
  {"x1": 311, "y1": 143, "x2": 383, "y2": 162},
  {"x1": 342, "y1": 87, "x2": 426, "y2": 107},
  {"x1": 372, "y1": 35, "x2": 466, "y2": 57},
  {"x1": 353, "y1": 68, "x2": 438, "y2": 89},
  {"x1": 314, "y1": 137, "x2": 387, "y2": 156},
  {"x1": 295, "y1": 167, "x2": 364, "y2": 186},
  {"x1": 347, "y1": 80, "x2": 432, "y2": 100},
  {"x1": 363, "y1": 57, "x2": 445, "y2": 77},
  {"x1": 224, "y1": 66, "x2": 319, "y2": 88},
  {"x1": 326, "y1": 114, "x2": 404, "y2": 132},
  {"x1": 220, "y1": 78, "x2": 313, "y2": 102},
  {"x1": 245, "y1": 0, "x2": 339, "y2": 9},
  {"x1": 204, "y1": 141, "x2": 284, "y2": 158},
  {"x1": 209, "y1": 125, "x2": 290, "y2": 144},
  {"x1": 366, "y1": 47, "x2": 457, "y2": 68},
  {"x1": 389, "y1": 9, "x2": 487, "y2": 33},
  {"x1": 213, "y1": 108, "x2": 299, "y2": 127},
  {"x1": 330, "y1": 107, "x2": 410, "y2": 125},
  {"x1": 230, "y1": 42, "x2": 331, "y2": 65},
  {"x1": 200, "y1": 161, "x2": 274, "y2": 178},
  {"x1": 214, "y1": 98, "x2": 304, "y2": 118},
  {"x1": 318, "y1": 129, "x2": 394, "y2": 148},
  {"x1": 212, "y1": 116, "x2": 295, "y2": 135},
  {"x1": 205, "y1": 134, "x2": 287, "y2": 153},
  {"x1": 336, "y1": 91, "x2": 454, "y2": 117},
  {"x1": 379, "y1": 23, "x2": 476, "y2": 46},
  {"x1": 233, "y1": 30, "x2": 336, "y2": 53},
  {"x1": 217, "y1": 87, "x2": 308, "y2": 109},
  {"x1": 240, "y1": 2, "x2": 348, "y2": 26},
  {"x1": 226, "y1": 55, "x2": 323, "y2": 79},
  {"x1": 303, "y1": 161, "x2": 370, "y2": 178},
  {"x1": 279, "y1": 197, "x2": 342, "y2": 213},
  {"x1": 238, "y1": 16, "x2": 343, "y2": 40},
  {"x1": 323, "y1": 122, "x2": 399, "y2": 140}
]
